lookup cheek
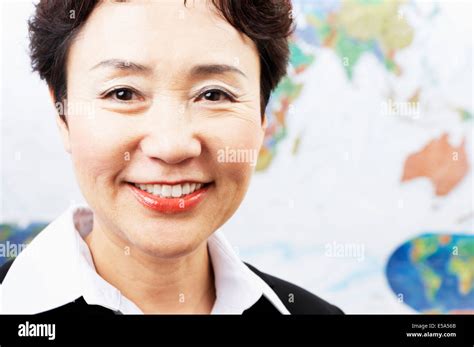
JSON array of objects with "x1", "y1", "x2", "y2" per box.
[
  {"x1": 68, "y1": 116, "x2": 131, "y2": 185},
  {"x1": 204, "y1": 116, "x2": 264, "y2": 186}
]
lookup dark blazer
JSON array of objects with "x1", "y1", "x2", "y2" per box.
[{"x1": 0, "y1": 259, "x2": 343, "y2": 315}]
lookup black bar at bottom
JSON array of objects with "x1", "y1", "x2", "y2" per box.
[{"x1": 0, "y1": 314, "x2": 473, "y2": 345}]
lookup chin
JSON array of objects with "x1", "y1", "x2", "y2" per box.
[{"x1": 124, "y1": 225, "x2": 208, "y2": 259}]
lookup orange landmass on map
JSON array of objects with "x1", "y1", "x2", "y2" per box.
[{"x1": 401, "y1": 133, "x2": 469, "y2": 196}]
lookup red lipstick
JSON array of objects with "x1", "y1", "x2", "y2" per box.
[{"x1": 128, "y1": 182, "x2": 210, "y2": 214}]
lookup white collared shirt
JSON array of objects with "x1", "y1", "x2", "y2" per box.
[{"x1": 1, "y1": 205, "x2": 289, "y2": 314}]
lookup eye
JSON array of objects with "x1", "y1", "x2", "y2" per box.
[
  {"x1": 104, "y1": 87, "x2": 142, "y2": 102},
  {"x1": 196, "y1": 88, "x2": 235, "y2": 103}
]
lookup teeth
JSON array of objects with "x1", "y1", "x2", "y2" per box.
[
  {"x1": 161, "y1": 185, "x2": 172, "y2": 197},
  {"x1": 134, "y1": 182, "x2": 207, "y2": 198},
  {"x1": 182, "y1": 183, "x2": 190, "y2": 195},
  {"x1": 171, "y1": 185, "x2": 182, "y2": 197}
]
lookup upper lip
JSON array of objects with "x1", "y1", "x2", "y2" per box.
[{"x1": 128, "y1": 180, "x2": 211, "y2": 185}]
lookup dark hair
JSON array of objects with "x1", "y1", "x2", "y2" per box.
[{"x1": 28, "y1": 0, "x2": 295, "y2": 118}]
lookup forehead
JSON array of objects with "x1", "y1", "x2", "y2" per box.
[{"x1": 68, "y1": 0, "x2": 259, "y2": 78}]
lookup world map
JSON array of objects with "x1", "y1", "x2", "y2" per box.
[
  {"x1": 387, "y1": 234, "x2": 474, "y2": 313},
  {"x1": 246, "y1": 0, "x2": 473, "y2": 313}
]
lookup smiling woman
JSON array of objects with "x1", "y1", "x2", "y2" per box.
[{"x1": 0, "y1": 0, "x2": 343, "y2": 315}]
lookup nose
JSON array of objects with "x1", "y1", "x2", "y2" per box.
[{"x1": 139, "y1": 100, "x2": 201, "y2": 164}]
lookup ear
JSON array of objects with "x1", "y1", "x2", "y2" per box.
[
  {"x1": 258, "y1": 113, "x2": 268, "y2": 148},
  {"x1": 261, "y1": 113, "x2": 268, "y2": 131},
  {"x1": 49, "y1": 88, "x2": 71, "y2": 154}
]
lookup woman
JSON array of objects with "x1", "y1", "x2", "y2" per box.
[{"x1": 1, "y1": 0, "x2": 342, "y2": 315}]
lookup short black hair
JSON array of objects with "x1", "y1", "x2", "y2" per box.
[{"x1": 28, "y1": 0, "x2": 295, "y2": 117}]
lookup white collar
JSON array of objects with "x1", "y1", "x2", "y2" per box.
[{"x1": 1, "y1": 204, "x2": 289, "y2": 314}]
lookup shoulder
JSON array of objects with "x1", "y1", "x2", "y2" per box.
[
  {"x1": 245, "y1": 262, "x2": 344, "y2": 315},
  {"x1": 0, "y1": 259, "x2": 15, "y2": 284},
  {"x1": 1, "y1": 258, "x2": 344, "y2": 315}
]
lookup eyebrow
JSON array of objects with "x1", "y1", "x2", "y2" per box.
[
  {"x1": 189, "y1": 64, "x2": 247, "y2": 79},
  {"x1": 90, "y1": 59, "x2": 152, "y2": 73},
  {"x1": 90, "y1": 59, "x2": 247, "y2": 79}
]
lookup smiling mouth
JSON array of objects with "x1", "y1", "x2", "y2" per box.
[
  {"x1": 126, "y1": 181, "x2": 213, "y2": 214},
  {"x1": 129, "y1": 181, "x2": 212, "y2": 199}
]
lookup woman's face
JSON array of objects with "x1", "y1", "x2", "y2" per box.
[{"x1": 59, "y1": 0, "x2": 265, "y2": 257}]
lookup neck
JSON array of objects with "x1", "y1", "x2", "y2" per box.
[{"x1": 85, "y1": 220, "x2": 216, "y2": 314}]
